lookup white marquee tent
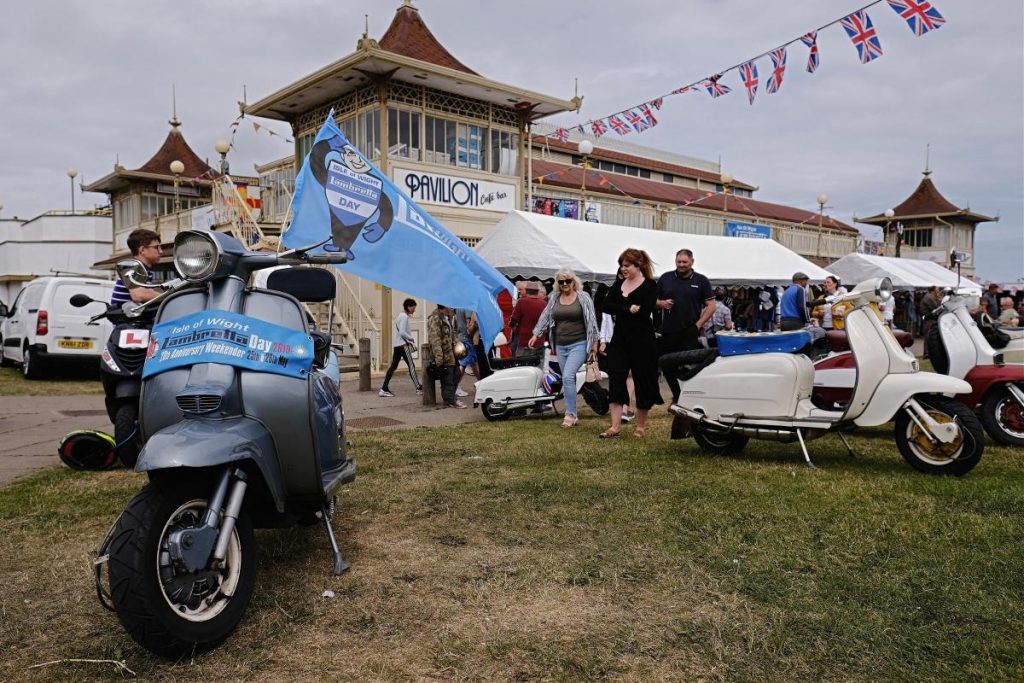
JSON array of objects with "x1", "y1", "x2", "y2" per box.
[
  {"x1": 475, "y1": 211, "x2": 833, "y2": 286},
  {"x1": 827, "y1": 253, "x2": 981, "y2": 292}
]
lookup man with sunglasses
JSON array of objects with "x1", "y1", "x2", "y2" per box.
[
  {"x1": 656, "y1": 248, "x2": 715, "y2": 402},
  {"x1": 110, "y1": 228, "x2": 162, "y2": 306}
]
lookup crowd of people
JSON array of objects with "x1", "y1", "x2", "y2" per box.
[{"x1": 378, "y1": 250, "x2": 1024, "y2": 425}]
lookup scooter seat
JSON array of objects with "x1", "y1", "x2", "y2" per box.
[
  {"x1": 659, "y1": 348, "x2": 719, "y2": 380},
  {"x1": 489, "y1": 355, "x2": 543, "y2": 370},
  {"x1": 825, "y1": 329, "x2": 912, "y2": 352},
  {"x1": 715, "y1": 330, "x2": 813, "y2": 356}
]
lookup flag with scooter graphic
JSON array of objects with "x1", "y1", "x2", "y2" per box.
[
  {"x1": 143, "y1": 309, "x2": 314, "y2": 379},
  {"x1": 284, "y1": 113, "x2": 512, "y2": 351}
]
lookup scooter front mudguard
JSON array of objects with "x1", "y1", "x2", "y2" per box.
[
  {"x1": 136, "y1": 416, "x2": 286, "y2": 513},
  {"x1": 854, "y1": 373, "x2": 972, "y2": 427}
]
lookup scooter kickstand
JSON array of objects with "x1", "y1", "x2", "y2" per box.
[
  {"x1": 837, "y1": 431, "x2": 857, "y2": 458},
  {"x1": 796, "y1": 429, "x2": 816, "y2": 469},
  {"x1": 322, "y1": 500, "x2": 349, "y2": 576}
]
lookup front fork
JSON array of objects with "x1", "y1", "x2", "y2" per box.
[
  {"x1": 903, "y1": 398, "x2": 958, "y2": 444},
  {"x1": 166, "y1": 467, "x2": 248, "y2": 573},
  {"x1": 1005, "y1": 383, "x2": 1024, "y2": 410}
]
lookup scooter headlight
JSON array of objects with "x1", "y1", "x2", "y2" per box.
[
  {"x1": 876, "y1": 277, "x2": 893, "y2": 302},
  {"x1": 173, "y1": 231, "x2": 220, "y2": 281}
]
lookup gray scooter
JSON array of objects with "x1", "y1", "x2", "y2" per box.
[{"x1": 95, "y1": 229, "x2": 354, "y2": 658}]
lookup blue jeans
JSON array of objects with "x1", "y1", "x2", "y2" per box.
[{"x1": 556, "y1": 340, "x2": 589, "y2": 416}]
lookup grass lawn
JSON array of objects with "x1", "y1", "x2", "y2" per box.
[
  {"x1": 0, "y1": 366, "x2": 103, "y2": 396},
  {"x1": 0, "y1": 413, "x2": 1021, "y2": 681}
]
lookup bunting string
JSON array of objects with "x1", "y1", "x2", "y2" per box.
[{"x1": 548, "y1": 0, "x2": 946, "y2": 142}]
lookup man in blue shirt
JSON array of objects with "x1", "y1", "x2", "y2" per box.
[
  {"x1": 780, "y1": 272, "x2": 811, "y2": 331},
  {"x1": 110, "y1": 229, "x2": 162, "y2": 307}
]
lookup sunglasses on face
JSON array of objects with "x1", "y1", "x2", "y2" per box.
[{"x1": 557, "y1": 279, "x2": 572, "y2": 285}]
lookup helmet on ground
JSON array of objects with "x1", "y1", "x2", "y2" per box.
[
  {"x1": 58, "y1": 430, "x2": 117, "y2": 471},
  {"x1": 542, "y1": 372, "x2": 563, "y2": 395}
]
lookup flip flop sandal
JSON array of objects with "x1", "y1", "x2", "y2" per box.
[{"x1": 599, "y1": 429, "x2": 621, "y2": 439}]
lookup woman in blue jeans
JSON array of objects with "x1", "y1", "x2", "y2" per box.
[{"x1": 529, "y1": 268, "x2": 600, "y2": 428}]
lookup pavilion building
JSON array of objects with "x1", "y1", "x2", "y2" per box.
[{"x1": 856, "y1": 169, "x2": 996, "y2": 277}]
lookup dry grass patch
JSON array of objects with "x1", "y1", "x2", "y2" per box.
[{"x1": 1, "y1": 414, "x2": 1022, "y2": 681}]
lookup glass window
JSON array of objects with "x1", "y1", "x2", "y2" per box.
[
  {"x1": 456, "y1": 122, "x2": 486, "y2": 170},
  {"x1": 639, "y1": 169, "x2": 651, "y2": 179},
  {"x1": 387, "y1": 107, "x2": 421, "y2": 160},
  {"x1": 489, "y1": 130, "x2": 519, "y2": 175}
]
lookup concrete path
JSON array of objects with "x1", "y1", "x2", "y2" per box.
[{"x1": 0, "y1": 375, "x2": 481, "y2": 487}]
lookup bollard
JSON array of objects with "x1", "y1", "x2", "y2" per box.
[
  {"x1": 421, "y1": 343, "x2": 436, "y2": 406},
  {"x1": 358, "y1": 338, "x2": 371, "y2": 392}
]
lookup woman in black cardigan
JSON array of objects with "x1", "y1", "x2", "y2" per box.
[{"x1": 599, "y1": 248, "x2": 663, "y2": 437}]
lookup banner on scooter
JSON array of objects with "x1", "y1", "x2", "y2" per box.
[
  {"x1": 143, "y1": 310, "x2": 314, "y2": 380},
  {"x1": 284, "y1": 113, "x2": 511, "y2": 352}
]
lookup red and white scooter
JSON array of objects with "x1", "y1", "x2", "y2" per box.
[{"x1": 925, "y1": 289, "x2": 1024, "y2": 446}]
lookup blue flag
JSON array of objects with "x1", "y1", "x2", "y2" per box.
[{"x1": 284, "y1": 114, "x2": 511, "y2": 350}]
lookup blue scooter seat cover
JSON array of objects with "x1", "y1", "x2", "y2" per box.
[{"x1": 715, "y1": 330, "x2": 813, "y2": 356}]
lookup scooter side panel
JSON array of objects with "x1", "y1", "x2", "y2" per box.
[
  {"x1": 957, "y1": 366, "x2": 1024, "y2": 409},
  {"x1": 474, "y1": 366, "x2": 544, "y2": 404},
  {"x1": 939, "y1": 312, "x2": 982, "y2": 379},
  {"x1": 677, "y1": 353, "x2": 812, "y2": 419},
  {"x1": 854, "y1": 373, "x2": 972, "y2": 426},
  {"x1": 136, "y1": 416, "x2": 286, "y2": 512}
]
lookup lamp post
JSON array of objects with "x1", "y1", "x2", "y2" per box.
[
  {"x1": 883, "y1": 208, "x2": 895, "y2": 257},
  {"x1": 67, "y1": 168, "x2": 78, "y2": 213},
  {"x1": 215, "y1": 139, "x2": 230, "y2": 176},
  {"x1": 578, "y1": 139, "x2": 593, "y2": 221},
  {"x1": 170, "y1": 160, "x2": 185, "y2": 214}
]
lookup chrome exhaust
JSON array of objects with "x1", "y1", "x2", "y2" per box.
[{"x1": 669, "y1": 404, "x2": 800, "y2": 442}]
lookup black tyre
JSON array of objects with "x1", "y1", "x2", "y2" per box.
[
  {"x1": 692, "y1": 423, "x2": 749, "y2": 455},
  {"x1": 894, "y1": 396, "x2": 984, "y2": 475},
  {"x1": 480, "y1": 400, "x2": 511, "y2": 422},
  {"x1": 114, "y1": 403, "x2": 142, "y2": 468},
  {"x1": 107, "y1": 480, "x2": 256, "y2": 658},
  {"x1": 926, "y1": 326, "x2": 949, "y2": 375},
  {"x1": 22, "y1": 346, "x2": 45, "y2": 379},
  {"x1": 0, "y1": 339, "x2": 11, "y2": 367},
  {"x1": 580, "y1": 383, "x2": 610, "y2": 416},
  {"x1": 981, "y1": 385, "x2": 1024, "y2": 447}
]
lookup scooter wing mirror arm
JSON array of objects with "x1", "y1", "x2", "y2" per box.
[
  {"x1": 276, "y1": 238, "x2": 349, "y2": 266},
  {"x1": 120, "y1": 278, "x2": 190, "y2": 318}
]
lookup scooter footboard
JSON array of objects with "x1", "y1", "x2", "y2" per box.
[
  {"x1": 853, "y1": 374, "x2": 972, "y2": 426},
  {"x1": 136, "y1": 416, "x2": 286, "y2": 513}
]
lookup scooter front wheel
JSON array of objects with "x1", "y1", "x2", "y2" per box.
[
  {"x1": 981, "y1": 385, "x2": 1024, "y2": 447},
  {"x1": 107, "y1": 481, "x2": 256, "y2": 658},
  {"x1": 894, "y1": 396, "x2": 984, "y2": 475},
  {"x1": 114, "y1": 403, "x2": 141, "y2": 468},
  {"x1": 693, "y1": 424, "x2": 749, "y2": 455}
]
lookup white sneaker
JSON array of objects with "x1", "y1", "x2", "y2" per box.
[
  {"x1": 416, "y1": 389, "x2": 423, "y2": 395},
  {"x1": 455, "y1": 387, "x2": 469, "y2": 397},
  {"x1": 378, "y1": 388, "x2": 395, "y2": 397}
]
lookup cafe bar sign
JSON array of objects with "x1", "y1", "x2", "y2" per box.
[{"x1": 393, "y1": 168, "x2": 516, "y2": 212}]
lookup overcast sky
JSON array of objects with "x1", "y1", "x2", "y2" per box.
[{"x1": 1, "y1": 0, "x2": 1020, "y2": 280}]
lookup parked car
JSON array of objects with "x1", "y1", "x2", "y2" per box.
[{"x1": 0, "y1": 276, "x2": 114, "y2": 378}]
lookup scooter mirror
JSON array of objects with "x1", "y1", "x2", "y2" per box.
[
  {"x1": 116, "y1": 259, "x2": 154, "y2": 290},
  {"x1": 69, "y1": 294, "x2": 96, "y2": 308}
]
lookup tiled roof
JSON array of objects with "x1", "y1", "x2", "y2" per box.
[
  {"x1": 134, "y1": 125, "x2": 213, "y2": 179},
  {"x1": 378, "y1": 3, "x2": 477, "y2": 75},
  {"x1": 533, "y1": 135, "x2": 756, "y2": 190},
  {"x1": 532, "y1": 159, "x2": 856, "y2": 233},
  {"x1": 858, "y1": 174, "x2": 995, "y2": 224}
]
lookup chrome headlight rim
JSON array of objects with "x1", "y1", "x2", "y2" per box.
[
  {"x1": 173, "y1": 231, "x2": 221, "y2": 282},
  {"x1": 876, "y1": 276, "x2": 893, "y2": 302}
]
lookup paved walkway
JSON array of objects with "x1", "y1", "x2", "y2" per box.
[{"x1": 0, "y1": 376, "x2": 480, "y2": 487}]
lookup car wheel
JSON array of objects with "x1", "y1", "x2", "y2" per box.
[{"x1": 22, "y1": 346, "x2": 46, "y2": 380}]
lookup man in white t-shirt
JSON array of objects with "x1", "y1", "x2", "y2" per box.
[{"x1": 379, "y1": 298, "x2": 423, "y2": 397}]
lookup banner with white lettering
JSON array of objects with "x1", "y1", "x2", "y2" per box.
[
  {"x1": 142, "y1": 310, "x2": 314, "y2": 379},
  {"x1": 726, "y1": 221, "x2": 771, "y2": 239}
]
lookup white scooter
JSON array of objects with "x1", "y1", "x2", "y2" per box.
[
  {"x1": 662, "y1": 278, "x2": 985, "y2": 475},
  {"x1": 926, "y1": 288, "x2": 1024, "y2": 446},
  {"x1": 474, "y1": 344, "x2": 609, "y2": 421}
]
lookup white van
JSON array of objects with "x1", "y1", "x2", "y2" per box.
[{"x1": 0, "y1": 276, "x2": 114, "y2": 378}]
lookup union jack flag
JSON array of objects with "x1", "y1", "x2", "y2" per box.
[
  {"x1": 608, "y1": 114, "x2": 630, "y2": 136},
  {"x1": 766, "y1": 47, "x2": 786, "y2": 94},
  {"x1": 739, "y1": 61, "x2": 758, "y2": 105},
  {"x1": 590, "y1": 119, "x2": 607, "y2": 137},
  {"x1": 553, "y1": 127, "x2": 570, "y2": 143},
  {"x1": 703, "y1": 75, "x2": 731, "y2": 98},
  {"x1": 800, "y1": 32, "x2": 820, "y2": 73},
  {"x1": 625, "y1": 109, "x2": 649, "y2": 133},
  {"x1": 672, "y1": 86, "x2": 694, "y2": 95},
  {"x1": 649, "y1": 97, "x2": 664, "y2": 110},
  {"x1": 841, "y1": 10, "x2": 884, "y2": 64},
  {"x1": 886, "y1": 0, "x2": 946, "y2": 36}
]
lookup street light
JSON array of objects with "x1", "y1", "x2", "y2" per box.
[
  {"x1": 721, "y1": 171, "x2": 733, "y2": 216},
  {"x1": 170, "y1": 159, "x2": 185, "y2": 214},
  {"x1": 883, "y1": 208, "x2": 897, "y2": 257},
  {"x1": 215, "y1": 139, "x2": 231, "y2": 176},
  {"x1": 578, "y1": 140, "x2": 593, "y2": 221},
  {"x1": 67, "y1": 167, "x2": 78, "y2": 213},
  {"x1": 817, "y1": 193, "x2": 828, "y2": 229}
]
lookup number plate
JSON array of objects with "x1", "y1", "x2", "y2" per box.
[
  {"x1": 118, "y1": 329, "x2": 150, "y2": 349},
  {"x1": 58, "y1": 339, "x2": 94, "y2": 350}
]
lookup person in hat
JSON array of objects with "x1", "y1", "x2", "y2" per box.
[{"x1": 780, "y1": 272, "x2": 811, "y2": 331}]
